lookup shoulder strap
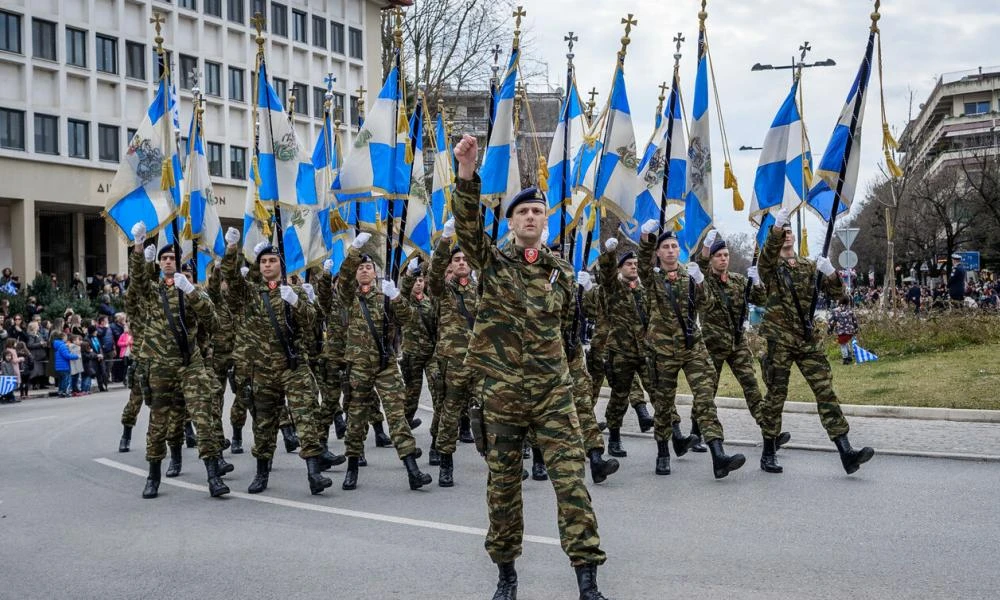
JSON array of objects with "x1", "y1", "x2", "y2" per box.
[
  {"x1": 712, "y1": 277, "x2": 742, "y2": 343},
  {"x1": 451, "y1": 287, "x2": 475, "y2": 330},
  {"x1": 158, "y1": 285, "x2": 190, "y2": 365},
  {"x1": 661, "y1": 276, "x2": 693, "y2": 349},
  {"x1": 260, "y1": 290, "x2": 299, "y2": 370},
  {"x1": 356, "y1": 293, "x2": 388, "y2": 368},
  {"x1": 778, "y1": 265, "x2": 814, "y2": 341},
  {"x1": 630, "y1": 287, "x2": 648, "y2": 330}
]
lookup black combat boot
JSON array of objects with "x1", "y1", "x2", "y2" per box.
[
  {"x1": 429, "y1": 437, "x2": 441, "y2": 466},
  {"x1": 342, "y1": 456, "x2": 360, "y2": 490},
  {"x1": 406, "y1": 408, "x2": 422, "y2": 431},
  {"x1": 760, "y1": 437, "x2": 783, "y2": 473},
  {"x1": 205, "y1": 458, "x2": 230, "y2": 498},
  {"x1": 318, "y1": 444, "x2": 347, "y2": 471},
  {"x1": 597, "y1": 421, "x2": 607, "y2": 432},
  {"x1": 281, "y1": 425, "x2": 300, "y2": 453},
  {"x1": 403, "y1": 453, "x2": 432, "y2": 490},
  {"x1": 165, "y1": 444, "x2": 183, "y2": 478},
  {"x1": 634, "y1": 403, "x2": 654, "y2": 433},
  {"x1": 373, "y1": 421, "x2": 393, "y2": 447},
  {"x1": 607, "y1": 429, "x2": 627, "y2": 458},
  {"x1": 491, "y1": 562, "x2": 518, "y2": 600},
  {"x1": 230, "y1": 427, "x2": 244, "y2": 454},
  {"x1": 438, "y1": 452, "x2": 455, "y2": 487},
  {"x1": 575, "y1": 563, "x2": 610, "y2": 600},
  {"x1": 459, "y1": 415, "x2": 475, "y2": 444},
  {"x1": 670, "y1": 422, "x2": 698, "y2": 457},
  {"x1": 119, "y1": 425, "x2": 132, "y2": 453},
  {"x1": 531, "y1": 447, "x2": 548, "y2": 481},
  {"x1": 358, "y1": 452, "x2": 368, "y2": 467},
  {"x1": 522, "y1": 445, "x2": 532, "y2": 459},
  {"x1": 221, "y1": 437, "x2": 231, "y2": 451},
  {"x1": 655, "y1": 440, "x2": 671, "y2": 475},
  {"x1": 588, "y1": 449, "x2": 619, "y2": 484},
  {"x1": 142, "y1": 461, "x2": 161, "y2": 499},
  {"x1": 247, "y1": 458, "x2": 270, "y2": 494},
  {"x1": 184, "y1": 421, "x2": 197, "y2": 448},
  {"x1": 333, "y1": 413, "x2": 347, "y2": 439},
  {"x1": 833, "y1": 435, "x2": 874, "y2": 474},
  {"x1": 708, "y1": 439, "x2": 746, "y2": 479},
  {"x1": 306, "y1": 456, "x2": 333, "y2": 494},
  {"x1": 776, "y1": 431, "x2": 791, "y2": 450},
  {"x1": 217, "y1": 454, "x2": 235, "y2": 476},
  {"x1": 688, "y1": 418, "x2": 707, "y2": 452}
]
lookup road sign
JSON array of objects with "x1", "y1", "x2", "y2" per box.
[
  {"x1": 956, "y1": 251, "x2": 980, "y2": 271},
  {"x1": 838, "y1": 250, "x2": 858, "y2": 269},
  {"x1": 836, "y1": 228, "x2": 860, "y2": 249}
]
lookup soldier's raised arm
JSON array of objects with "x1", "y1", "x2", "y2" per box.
[
  {"x1": 221, "y1": 227, "x2": 250, "y2": 303},
  {"x1": 316, "y1": 262, "x2": 334, "y2": 317},
  {"x1": 758, "y1": 209, "x2": 791, "y2": 286},
  {"x1": 451, "y1": 135, "x2": 489, "y2": 272},
  {"x1": 637, "y1": 219, "x2": 660, "y2": 282},
  {"x1": 429, "y1": 222, "x2": 454, "y2": 298},
  {"x1": 338, "y1": 233, "x2": 370, "y2": 305}
]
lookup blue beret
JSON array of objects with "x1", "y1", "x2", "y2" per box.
[
  {"x1": 656, "y1": 230, "x2": 677, "y2": 246},
  {"x1": 504, "y1": 186, "x2": 546, "y2": 218},
  {"x1": 709, "y1": 239, "x2": 727, "y2": 256},
  {"x1": 617, "y1": 251, "x2": 637, "y2": 267}
]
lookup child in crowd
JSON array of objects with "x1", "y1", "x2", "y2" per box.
[
  {"x1": 15, "y1": 341, "x2": 32, "y2": 399},
  {"x1": 829, "y1": 298, "x2": 860, "y2": 365},
  {"x1": 68, "y1": 334, "x2": 84, "y2": 396},
  {"x1": 1, "y1": 347, "x2": 21, "y2": 403},
  {"x1": 51, "y1": 332, "x2": 79, "y2": 398}
]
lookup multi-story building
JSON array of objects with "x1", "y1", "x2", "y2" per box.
[{"x1": 0, "y1": 0, "x2": 398, "y2": 285}]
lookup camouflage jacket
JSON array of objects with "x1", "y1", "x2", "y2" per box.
[
  {"x1": 582, "y1": 282, "x2": 608, "y2": 355},
  {"x1": 399, "y1": 271, "x2": 438, "y2": 357},
  {"x1": 125, "y1": 251, "x2": 155, "y2": 360},
  {"x1": 757, "y1": 226, "x2": 844, "y2": 347},
  {"x1": 206, "y1": 265, "x2": 236, "y2": 357},
  {"x1": 598, "y1": 250, "x2": 649, "y2": 358},
  {"x1": 338, "y1": 247, "x2": 414, "y2": 371},
  {"x1": 316, "y1": 271, "x2": 348, "y2": 366},
  {"x1": 428, "y1": 237, "x2": 479, "y2": 361},
  {"x1": 222, "y1": 244, "x2": 316, "y2": 368},
  {"x1": 694, "y1": 254, "x2": 767, "y2": 354},
  {"x1": 453, "y1": 175, "x2": 576, "y2": 386},
  {"x1": 638, "y1": 233, "x2": 714, "y2": 352}
]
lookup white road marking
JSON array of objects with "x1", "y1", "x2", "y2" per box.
[
  {"x1": 94, "y1": 458, "x2": 560, "y2": 546},
  {"x1": 0, "y1": 416, "x2": 59, "y2": 427}
]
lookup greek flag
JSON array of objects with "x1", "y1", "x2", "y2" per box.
[
  {"x1": 241, "y1": 161, "x2": 270, "y2": 262},
  {"x1": 806, "y1": 30, "x2": 875, "y2": 223},
  {"x1": 545, "y1": 78, "x2": 587, "y2": 246},
  {"x1": 431, "y1": 111, "x2": 454, "y2": 238},
  {"x1": 0, "y1": 375, "x2": 17, "y2": 396},
  {"x1": 593, "y1": 64, "x2": 639, "y2": 235},
  {"x1": 750, "y1": 78, "x2": 812, "y2": 247},
  {"x1": 679, "y1": 29, "x2": 714, "y2": 259},
  {"x1": 180, "y1": 115, "x2": 225, "y2": 272},
  {"x1": 852, "y1": 339, "x2": 878, "y2": 364},
  {"x1": 312, "y1": 110, "x2": 339, "y2": 254},
  {"x1": 634, "y1": 70, "x2": 687, "y2": 240},
  {"x1": 104, "y1": 77, "x2": 181, "y2": 242},
  {"x1": 481, "y1": 47, "x2": 522, "y2": 212},
  {"x1": 572, "y1": 203, "x2": 600, "y2": 273},
  {"x1": 255, "y1": 63, "x2": 317, "y2": 207},
  {"x1": 403, "y1": 104, "x2": 433, "y2": 258}
]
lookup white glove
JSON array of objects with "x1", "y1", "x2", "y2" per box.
[
  {"x1": 407, "y1": 260, "x2": 421, "y2": 274},
  {"x1": 143, "y1": 245, "x2": 157, "y2": 263},
  {"x1": 442, "y1": 218, "x2": 456, "y2": 239},
  {"x1": 381, "y1": 278, "x2": 401, "y2": 300},
  {"x1": 640, "y1": 219, "x2": 659, "y2": 235},
  {"x1": 687, "y1": 262, "x2": 704, "y2": 284},
  {"x1": 240, "y1": 266, "x2": 250, "y2": 278},
  {"x1": 703, "y1": 229, "x2": 719, "y2": 249},
  {"x1": 323, "y1": 258, "x2": 334, "y2": 272},
  {"x1": 747, "y1": 266, "x2": 760, "y2": 285},
  {"x1": 279, "y1": 285, "x2": 299, "y2": 306},
  {"x1": 253, "y1": 240, "x2": 270, "y2": 258},
  {"x1": 817, "y1": 256, "x2": 836, "y2": 277},
  {"x1": 131, "y1": 222, "x2": 147, "y2": 245},
  {"x1": 224, "y1": 227, "x2": 240, "y2": 245},
  {"x1": 213, "y1": 258, "x2": 222, "y2": 267},
  {"x1": 301, "y1": 283, "x2": 316, "y2": 303},
  {"x1": 577, "y1": 271, "x2": 594, "y2": 291},
  {"x1": 173, "y1": 273, "x2": 195, "y2": 294},
  {"x1": 352, "y1": 232, "x2": 371, "y2": 249},
  {"x1": 604, "y1": 238, "x2": 619, "y2": 252},
  {"x1": 774, "y1": 207, "x2": 791, "y2": 229}
]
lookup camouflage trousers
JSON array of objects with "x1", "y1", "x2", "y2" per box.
[
  {"x1": 708, "y1": 343, "x2": 766, "y2": 430},
  {"x1": 312, "y1": 359, "x2": 344, "y2": 445},
  {"x1": 649, "y1": 343, "x2": 725, "y2": 443},
  {"x1": 587, "y1": 349, "x2": 646, "y2": 413},
  {"x1": 143, "y1": 358, "x2": 219, "y2": 461},
  {"x1": 435, "y1": 356, "x2": 477, "y2": 455},
  {"x1": 761, "y1": 339, "x2": 850, "y2": 440},
  {"x1": 230, "y1": 385, "x2": 293, "y2": 432},
  {"x1": 249, "y1": 363, "x2": 324, "y2": 460},
  {"x1": 120, "y1": 359, "x2": 144, "y2": 428},
  {"x1": 482, "y1": 371, "x2": 606, "y2": 567},
  {"x1": 208, "y1": 355, "x2": 233, "y2": 447},
  {"x1": 425, "y1": 359, "x2": 442, "y2": 441},
  {"x1": 344, "y1": 361, "x2": 417, "y2": 460},
  {"x1": 606, "y1": 351, "x2": 675, "y2": 430},
  {"x1": 569, "y1": 351, "x2": 603, "y2": 453},
  {"x1": 401, "y1": 351, "x2": 436, "y2": 421}
]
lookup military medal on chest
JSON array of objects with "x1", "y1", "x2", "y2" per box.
[
  {"x1": 268, "y1": 280, "x2": 279, "y2": 290},
  {"x1": 524, "y1": 248, "x2": 539, "y2": 264}
]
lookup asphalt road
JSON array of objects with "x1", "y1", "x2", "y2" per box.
[{"x1": 1, "y1": 388, "x2": 997, "y2": 600}]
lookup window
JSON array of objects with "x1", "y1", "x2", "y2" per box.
[
  {"x1": 180, "y1": 0, "x2": 197, "y2": 10},
  {"x1": 349, "y1": 95, "x2": 359, "y2": 124},
  {"x1": 964, "y1": 101, "x2": 991, "y2": 116},
  {"x1": 0, "y1": 108, "x2": 25, "y2": 150},
  {"x1": 292, "y1": 10, "x2": 306, "y2": 43},
  {"x1": 467, "y1": 105, "x2": 484, "y2": 119},
  {"x1": 230, "y1": 145, "x2": 246, "y2": 179},
  {"x1": 271, "y1": 3, "x2": 287, "y2": 36},
  {"x1": 205, "y1": 61, "x2": 221, "y2": 96},
  {"x1": 348, "y1": 27, "x2": 362, "y2": 59},
  {"x1": 204, "y1": 0, "x2": 221, "y2": 17},
  {"x1": 98, "y1": 124, "x2": 119, "y2": 162},
  {"x1": 312, "y1": 16, "x2": 326, "y2": 48},
  {"x1": 125, "y1": 41, "x2": 145, "y2": 79},
  {"x1": 251, "y1": 0, "x2": 266, "y2": 20},
  {"x1": 127, "y1": 127, "x2": 137, "y2": 143},
  {"x1": 68, "y1": 119, "x2": 89, "y2": 158},
  {"x1": 66, "y1": 27, "x2": 87, "y2": 67},
  {"x1": 228, "y1": 66, "x2": 244, "y2": 101},
  {"x1": 227, "y1": 0, "x2": 245, "y2": 24},
  {"x1": 331, "y1": 22, "x2": 344, "y2": 54},
  {"x1": 154, "y1": 49, "x2": 172, "y2": 79},
  {"x1": 272, "y1": 77, "x2": 287, "y2": 105},
  {"x1": 180, "y1": 55, "x2": 198, "y2": 90},
  {"x1": 291, "y1": 83, "x2": 307, "y2": 115},
  {"x1": 0, "y1": 10, "x2": 21, "y2": 54},
  {"x1": 96, "y1": 34, "x2": 117, "y2": 74},
  {"x1": 32, "y1": 18, "x2": 56, "y2": 60},
  {"x1": 34, "y1": 114, "x2": 58, "y2": 154},
  {"x1": 207, "y1": 141, "x2": 223, "y2": 176},
  {"x1": 333, "y1": 92, "x2": 345, "y2": 117},
  {"x1": 312, "y1": 87, "x2": 327, "y2": 119}
]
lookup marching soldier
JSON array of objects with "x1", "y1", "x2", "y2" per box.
[
  {"x1": 118, "y1": 255, "x2": 157, "y2": 453},
  {"x1": 756, "y1": 209, "x2": 875, "y2": 474},
  {"x1": 637, "y1": 218, "x2": 746, "y2": 479},
  {"x1": 453, "y1": 135, "x2": 611, "y2": 600},
  {"x1": 399, "y1": 258, "x2": 438, "y2": 432}
]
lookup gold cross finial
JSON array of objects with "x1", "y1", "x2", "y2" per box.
[
  {"x1": 673, "y1": 32, "x2": 685, "y2": 53},
  {"x1": 149, "y1": 13, "x2": 166, "y2": 51},
  {"x1": 658, "y1": 81, "x2": 669, "y2": 101},
  {"x1": 250, "y1": 12, "x2": 266, "y2": 52},
  {"x1": 512, "y1": 6, "x2": 526, "y2": 49},
  {"x1": 618, "y1": 14, "x2": 637, "y2": 62},
  {"x1": 586, "y1": 86, "x2": 598, "y2": 119},
  {"x1": 870, "y1": 0, "x2": 881, "y2": 31},
  {"x1": 393, "y1": 7, "x2": 404, "y2": 49},
  {"x1": 699, "y1": 0, "x2": 708, "y2": 25}
]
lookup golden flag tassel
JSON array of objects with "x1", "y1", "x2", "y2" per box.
[{"x1": 723, "y1": 161, "x2": 744, "y2": 211}]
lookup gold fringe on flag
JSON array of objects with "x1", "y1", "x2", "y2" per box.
[
  {"x1": 799, "y1": 226, "x2": 808, "y2": 257},
  {"x1": 180, "y1": 193, "x2": 192, "y2": 239},
  {"x1": 536, "y1": 156, "x2": 549, "y2": 192},
  {"x1": 160, "y1": 157, "x2": 175, "y2": 191},
  {"x1": 723, "y1": 161, "x2": 744, "y2": 211},
  {"x1": 882, "y1": 123, "x2": 903, "y2": 178},
  {"x1": 329, "y1": 209, "x2": 350, "y2": 233}
]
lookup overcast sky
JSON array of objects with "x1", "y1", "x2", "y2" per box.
[{"x1": 515, "y1": 0, "x2": 1000, "y2": 261}]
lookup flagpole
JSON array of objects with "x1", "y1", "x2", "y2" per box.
[
  {"x1": 384, "y1": 8, "x2": 407, "y2": 283},
  {"x1": 482, "y1": 43, "x2": 501, "y2": 242},
  {"x1": 659, "y1": 34, "x2": 684, "y2": 230},
  {"x1": 559, "y1": 32, "x2": 578, "y2": 252}
]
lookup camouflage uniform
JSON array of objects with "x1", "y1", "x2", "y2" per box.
[
  {"x1": 121, "y1": 259, "x2": 156, "y2": 430},
  {"x1": 454, "y1": 175, "x2": 605, "y2": 568},
  {"x1": 583, "y1": 280, "x2": 646, "y2": 411},
  {"x1": 204, "y1": 267, "x2": 235, "y2": 450},
  {"x1": 399, "y1": 270, "x2": 439, "y2": 425},
  {"x1": 757, "y1": 227, "x2": 850, "y2": 440}
]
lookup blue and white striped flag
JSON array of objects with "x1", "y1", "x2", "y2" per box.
[
  {"x1": 255, "y1": 63, "x2": 317, "y2": 207},
  {"x1": 593, "y1": 65, "x2": 639, "y2": 236},
  {"x1": 242, "y1": 161, "x2": 270, "y2": 262},
  {"x1": 545, "y1": 77, "x2": 587, "y2": 246},
  {"x1": 679, "y1": 29, "x2": 714, "y2": 259},
  {"x1": 431, "y1": 111, "x2": 454, "y2": 239},
  {"x1": 0, "y1": 375, "x2": 17, "y2": 396},
  {"x1": 403, "y1": 104, "x2": 433, "y2": 258},
  {"x1": 634, "y1": 69, "x2": 687, "y2": 240},
  {"x1": 572, "y1": 203, "x2": 600, "y2": 273},
  {"x1": 178, "y1": 114, "x2": 224, "y2": 280},
  {"x1": 852, "y1": 339, "x2": 878, "y2": 364},
  {"x1": 481, "y1": 47, "x2": 522, "y2": 212}
]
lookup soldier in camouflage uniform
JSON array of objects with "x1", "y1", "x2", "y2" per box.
[
  {"x1": 221, "y1": 228, "x2": 337, "y2": 495},
  {"x1": 637, "y1": 218, "x2": 746, "y2": 479},
  {"x1": 756, "y1": 210, "x2": 875, "y2": 474},
  {"x1": 118, "y1": 259, "x2": 156, "y2": 454},
  {"x1": 313, "y1": 268, "x2": 348, "y2": 445},
  {"x1": 452, "y1": 135, "x2": 610, "y2": 600},
  {"x1": 399, "y1": 259, "x2": 438, "y2": 432},
  {"x1": 129, "y1": 222, "x2": 229, "y2": 500},
  {"x1": 337, "y1": 236, "x2": 433, "y2": 491}
]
